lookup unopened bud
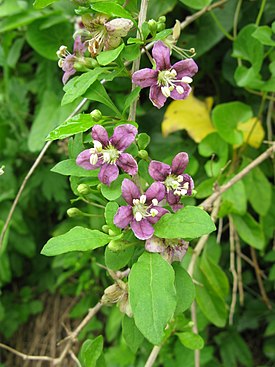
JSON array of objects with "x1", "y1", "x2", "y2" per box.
[
  {"x1": 138, "y1": 150, "x2": 148, "y2": 159},
  {"x1": 189, "y1": 47, "x2": 195, "y2": 54},
  {"x1": 102, "y1": 225, "x2": 109, "y2": 233},
  {"x1": 148, "y1": 19, "x2": 157, "y2": 34},
  {"x1": 101, "y1": 284, "x2": 124, "y2": 304},
  {"x1": 172, "y1": 20, "x2": 181, "y2": 41},
  {"x1": 108, "y1": 229, "x2": 117, "y2": 236},
  {"x1": 77, "y1": 183, "x2": 91, "y2": 195},
  {"x1": 157, "y1": 23, "x2": 165, "y2": 32},
  {"x1": 158, "y1": 16, "x2": 166, "y2": 23},
  {"x1": 84, "y1": 58, "x2": 99, "y2": 68},
  {"x1": 90, "y1": 109, "x2": 102, "y2": 121},
  {"x1": 108, "y1": 240, "x2": 131, "y2": 252},
  {"x1": 97, "y1": 184, "x2": 102, "y2": 191},
  {"x1": 67, "y1": 207, "x2": 82, "y2": 217}
]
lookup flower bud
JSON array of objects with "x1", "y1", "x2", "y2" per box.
[
  {"x1": 101, "y1": 284, "x2": 124, "y2": 304},
  {"x1": 138, "y1": 150, "x2": 148, "y2": 159},
  {"x1": 108, "y1": 240, "x2": 131, "y2": 252},
  {"x1": 157, "y1": 23, "x2": 165, "y2": 32},
  {"x1": 102, "y1": 225, "x2": 109, "y2": 233},
  {"x1": 158, "y1": 16, "x2": 166, "y2": 23},
  {"x1": 67, "y1": 207, "x2": 82, "y2": 217},
  {"x1": 90, "y1": 109, "x2": 102, "y2": 121},
  {"x1": 77, "y1": 183, "x2": 91, "y2": 195},
  {"x1": 108, "y1": 229, "x2": 117, "y2": 236},
  {"x1": 148, "y1": 19, "x2": 157, "y2": 34},
  {"x1": 97, "y1": 184, "x2": 102, "y2": 191},
  {"x1": 73, "y1": 62, "x2": 90, "y2": 72}
]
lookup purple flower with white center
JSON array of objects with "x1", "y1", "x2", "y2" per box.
[
  {"x1": 57, "y1": 36, "x2": 86, "y2": 84},
  {"x1": 145, "y1": 236, "x2": 189, "y2": 263},
  {"x1": 76, "y1": 124, "x2": 138, "y2": 186},
  {"x1": 149, "y1": 152, "x2": 194, "y2": 211},
  {"x1": 132, "y1": 41, "x2": 198, "y2": 109},
  {"x1": 114, "y1": 179, "x2": 169, "y2": 240}
]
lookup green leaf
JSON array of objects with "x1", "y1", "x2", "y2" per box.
[
  {"x1": 154, "y1": 206, "x2": 216, "y2": 240},
  {"x1": 179, "y1": 0, "x2": 212, "y2": 10},
  {"x1": 101, "y1": 174, "x2": 129, "y2": 200},
  {"x1": 212, "y1": 102, "x2": 252, "y2": 145},
  {"x1": 46, "y1": 114, "x2": 98, "y2": 140},
  {"x1": 41, "y1": 226, "x2": 111, "y2": 256},
  {"x1": 80, "y1": 336, "x2": 104, "y2": 367},
  {"x1": 252, "y1": 26, "x2": 275, "y2": 46},
  {"x1": 219, "y1": 179, "x2": 247, "y2": 217},
  {"x1": 62, "y1": 68, "x2": 106, "y2": 105},
  {"x1": 26, "y1": 19, "x2": 72, "y2": 61},
  {"x1": 243, "y1": 166, "x2": 272, "y2": 216},
  {"x1": 232, "y1": 213, "x2": 265, "y2": 250},
  {"x1": 177, "y1": 331, "x2": 205, "y2": 350},
  {"x1": 90, "y1": 2, "x2": 134, "y2": 21},
  {"x1": 0, "y1": 11, "x2": 45, "y2": 33},
  {"x1": 104, "y1": 202, "x2": 120, "y2": 233},
  {"x1": 173, "y1": 264, "x2": 195, "y2": 314},
  {"x1": 200, "y1": 252, "x2": 229, "y2": 299},
  {"x1": 105, "y1": 245, "x2": 134, "y2": 270},
  {"x1": 147, "y1": 0, "x2": 177, "y2": 19},
  {"x1": 122, "y1": 87, "x2": 141, "y2": 116},
  {"x1": 198, "y1": 132, "x2": 229, "y2": 177},
  {"x1": 84, "y1": 81, "x2": 122, "y2": 116},
  {"x1": 121, "y1": 44, "x2": 140, "y2": 62},
  {"x1": 51, "y1": 159, "x2": 99, "y2": 177},
  {"x1": 195, "y1": 264, "x2": 228, "y2": 327},
  {"x1": 0, "y1": 0, "x2": 28, "y2": 18},
  {"x1": 33, "y1": 0, "x2": 59, "y2": 8},
  {"x1": 97, "y1": 43, "x2": 125, "y2": 66},
  {"x1": 128, "y1": 252, "x2": 177, "y2": 345},
  {"x1": 122, "y1": 316, "x2": 144, "y2": 353}
]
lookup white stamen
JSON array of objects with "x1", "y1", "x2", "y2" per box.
[
  {"x1": 152, "y1": 198, "x2": 158, "y2": 206},
  {"x1": 93, "y1": 140, "x2": 102, "y2": 151},
  {"x1": 176, "y1": 85, "x2": 184, "y2": 94},
  {"x1": 181, "y1": 189, "x2": 188, "y2": 196},
  {"x1": 135, "y1": 212, "x2": 143, "y2": 222},
  {"x1": 183, "y1": 182, "x2": 189, "y2": 190},
  {"x1": 58, "y1": 59, "x2": 64, "y2": 68},
  {"x1": 174, "y1": 190, "x2": 181, "y2": 196},
  {"x1": 177, "y1": 175, "x2": 184, "y2": 182},
  {"x1": 150, "y1": 209, "x2": 158, "y2": 217},
  {"x1": 181, "y1": 76, "x2": 193, "y2": 84},
  {"x1": 170, "y1": 69, "x2": 177, "y2": 77},
  {"x1": 90, "y1": 154, "x2": 98, "y2": 165},
  {"x1": 171, "y1": 180, "x2": 180, "y2": 189},
  {"x1": 140, "y1": 195, "x2": 146, "y2": 204},
  {"x1": 102, "y1": 151, "x2": 111, "y2": 163},
  {"x1": 57, "y1": 45, "x2": 67, "y2": 57},
  {"x1": 133, "y1": 199, "x2": 139, "y2": 205},
  {"x1": 161, "y1": 86, "x2": 171, "y2": 98}
]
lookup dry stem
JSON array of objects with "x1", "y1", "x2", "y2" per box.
[{"x1": 229, "y1": 216, "x2": 238, "y2": 325}]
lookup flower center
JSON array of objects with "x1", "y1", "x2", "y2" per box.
[
  {"x1": 132, "y1": 195, "x2": 159, "y2": 222},
  {"x1": 157, "y1": 69, "x2": 193, "y2": 98},
  {"x1": 102, "y1": 144, "x2": 120, "y2": 164},
  {"x1": 87, "y1": 27, "x2": 107, "y2": 56},
  {"x1": 164, "y1": 174, "x2": 189, "y2": 196}
]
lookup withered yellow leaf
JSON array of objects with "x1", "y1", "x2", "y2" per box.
[
  {"x1": 237, "y1": 117, "x2": 265, "y2": 148},
  {"x1": 161, "y1": 94, "x2": 215, "y2": 142}
]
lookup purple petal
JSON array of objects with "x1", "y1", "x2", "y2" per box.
[
  {"x1": 182, "y1": 174, "x2": 194, "y2": 195},
  {"x1": 145, "y1": 236, "x2": 165, "y2": 253},
  {"x1": 145, "y1": 182, "x2": 166, "y2": 203},
  {"x1": 170, "y1": 83, "x2": 191, "y2": 101},
  {"x1": 171, "y1": 203, "x2": 183, "y2": 212},
  {"x1": 172, "y1": 242, "x2": 189, "y2": 262},
  {"x1": 62, "y1": 69, "x2": 76, "y2": 84},
  {"x1": 131, "y1": 219, "x2": 154, "y2": 240},
  {"x1": 149, "y1": 85, "x2": 167, "y2": 109},
  {"x1": 98, "y1": 163, "x2": 119, "y2": 186},
  {"x1": 132, "y1": 68, "x2": 158, "y2": 88},
  {"x1": 114, "y1": 205, "x2": 133, "y2": 228},
  {"x1": 166, "y1": 190, "x2": 181, "y2": 207},
  {"x1": 147, "y1": 206, "x2": 169, "y2": 224},
  {"x1": 91, "y1": 125, "x2": 109, "y2": 146},
  {"x1": 152, "y1": 41, "x2": 171, "y2": 70},
  {"x1": 76, "y1": 149, "x2": 101, "y2": 170},
  {"x1": 110, "y1": 124, "x2": 138, "y2": 151},
  {"x1": 171, "y1": 152, "x2": 189, "y2": 175},
  {"x1": 121, "y1": 178, "x2": 140, "y2": 205},
  {"x1": 149, "y1": 160, "x2": 171, "y2": 181},
  {"x1": 172, "y1": 58, "x2": 198, "y2": 79},
  {"x1": 117, "y1": 153, "x2": 138, "y2": 175},
  {"x1": 73, "y1": 36, "x2": 86, "y2": 54}
]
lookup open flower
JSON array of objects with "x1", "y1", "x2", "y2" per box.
[
  {"x1": 149, "y1": 152, "x2": 194, "y2": 211},
  {"x1": 57, "y1": 36, "x2": 86, "y2": 84},
  {"x1": 79, "y1": 14, "x2": 133, "y2": 57},
  {"x1": 145, "y1": 236, "x2": 189, "y2": 263},
  {"x1": 114, "y1": 179, "x2": 169, "y2": 240},
  {"x1": 76, "y1": 124, "x2": 138, "y2": 186},
  {"x1": 132, "y1": 41, "x2": 198, "y2": 108}
]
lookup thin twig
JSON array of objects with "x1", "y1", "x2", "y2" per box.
[
  {"x1": 191, "y1": 302, "x2": 200, "y2": 367},
  {"x1": 235, "y1": 231, "x2": 244, "y2": 306},
  {"x1": 0, "y1": 98, "x2": 88, "y2": 250},
  {"x1": 69, "y1": 350, "x2": 82, "y2": 367},
  {"x1": 201, "y1": 145, "x2": 275, "y2": 211},
  {"x1": 144, "y1": 346, "x2": 162, "y2": 367},
  {"x1": 229, "y1": 216, "x2": 238, "y2": 325},
  {"x1": 0, "y1": 343, "x2": 54, "y2": 362},
  {"x1": 250, "y1": 248, "x2": 272, "y2": 310}
]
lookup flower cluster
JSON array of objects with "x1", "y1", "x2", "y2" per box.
[
  {"x1": 132, "y1": 41, "x2": 198, "y2": 108},
  {"x1": 145, "y1": 236, "x2": 189, "y2": 263}
]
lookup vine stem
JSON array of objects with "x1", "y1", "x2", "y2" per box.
[
  {"x1": 255, "y1": 0, "x2": 267, "y2": 26},
  {"x1": 128, "y1": 0, "x2": 149, "y2": 121},
  {"x1": 144, "y1": 346, "x2": 161, "y2": 367}
]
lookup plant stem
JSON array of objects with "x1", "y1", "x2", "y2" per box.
[
  {"x1": 233, "y1": 0, "x2": 243, "y2": 39},
  {"x1": 256, "y1": 0, "x2": 267, "y2": 26},
  {"x1": 144, "y1": 346, "x2": 162, "y2": 367},
  {"x1": 209, "y1": 11, "x2": 234, "y2": 41}
]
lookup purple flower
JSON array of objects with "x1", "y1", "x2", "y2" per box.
[
  {"x1": 76, "y1": 124, "x2": 138, "y2": 186},
  {"x1": 149, "y1": 152, "x2": 194, "y2": 211},
  {"x1": 145, "y1": 236, "x2": 189, "y2": 263},
  {"x1": 57, "y1": 36, "x2": 86, "y2": 84},
  {"x1": 132, "y1": 41, "x2": 198, "y2": 109},
  {"x1": 114, "y1": 179, "x2": 169, "y2": 240}
]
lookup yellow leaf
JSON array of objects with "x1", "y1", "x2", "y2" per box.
[
  {"x1": 236, "y1": 117, "x2": 265, "y2": 149},
  {"x1": 161, "y1": 94, "x2": 215, "y2": 142}
]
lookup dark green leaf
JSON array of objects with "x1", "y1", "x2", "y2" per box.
[
  {"x1": 177, "y1": 331, "x2": 204, "y2": 350},
  {"x1": 90, "y1": 2, "x2": 134, "y2": 21},
  {"x1": 33, "y1": 0, "x2": 59, "y2": 9},
  {"x1": 179, "y1": 0, "x2": 212, "y2": 10},
  {"x1": 80, "y1": 336, "x2": 104, "y2": 367},
  {"x1": 51, "y1": 159, "x2": 99, "y2": 177},
  {"x1": 122, "y1": 316, "x2": 144, "y2": 353},
  {"x1": 173, "y1": 263, "x2": 195, "y2": 314},
  {"x1": 232, "y1": 213, "x2": 265, "y2": 250},
  {"x1": 97, "y1": 43, "x2": 125, "y2": 66}
]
